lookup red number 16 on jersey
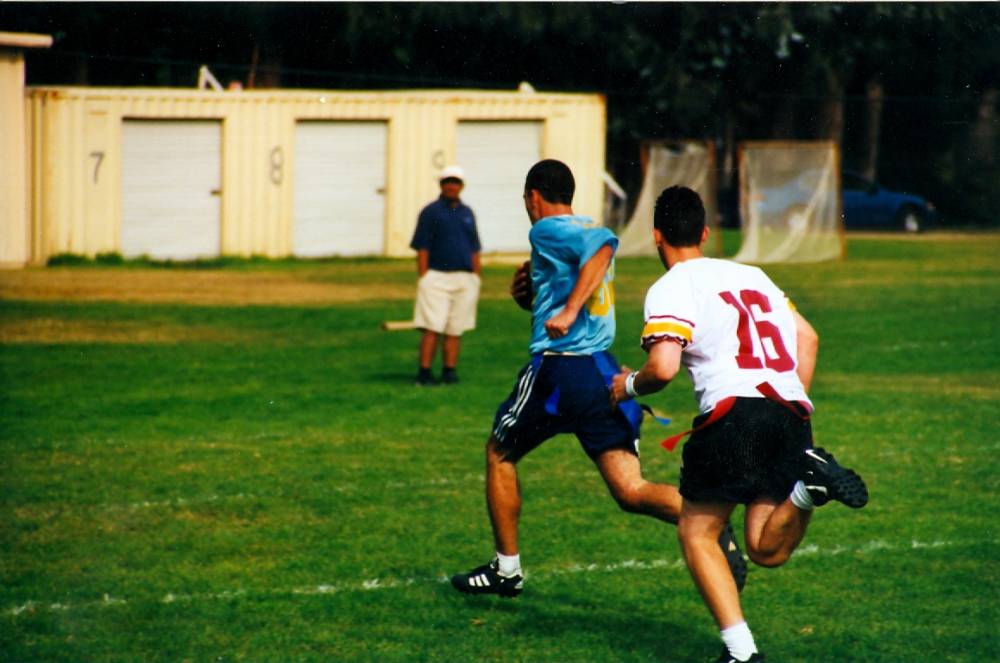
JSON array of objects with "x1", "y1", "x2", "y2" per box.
[{"x1": 718, "y1": 290, "x2": 795, "y2": 372}]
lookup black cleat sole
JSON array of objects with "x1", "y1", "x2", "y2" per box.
[
  {"x1": 449, "y1": 564, "x2": 524, "y2": 598},
  {"x1": 804, "y1": 447, "x2": 869, "y2": 509},
  {"x1": 450, "y1": 578, "x2": 522, "y2": 598},
  {"x1": 830, "y1": 468, "x2": 868, "y2": 508}
]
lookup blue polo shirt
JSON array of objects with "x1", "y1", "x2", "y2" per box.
[{"x1": 410, "y1": 196, "x2": 481, "y2": 272}]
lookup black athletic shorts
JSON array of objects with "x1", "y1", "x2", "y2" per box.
[
  {"x1": 679, "y1": 397, "x2": 813, "y2": 505},
  {"x1": 492, "y1": 354, "x2": 639, "y2": 463}
]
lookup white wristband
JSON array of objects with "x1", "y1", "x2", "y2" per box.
[{"x1": 624, "y1": 371, "x2": 640, "y2": 398}]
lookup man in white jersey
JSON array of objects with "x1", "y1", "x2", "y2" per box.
[{"x1": 610, "y1": 186, "x2": 868, "y2": 663}]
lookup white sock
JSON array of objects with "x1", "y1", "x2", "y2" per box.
[
  {"x1": 720, "y1": 621, "x2": 757, "y2": 661},
  {"x1": 790, "y1": 479, "x2": 815, "y2": 511},
  {"x1": 495, "y1": 551, "x2": 521, "y2": 577}
]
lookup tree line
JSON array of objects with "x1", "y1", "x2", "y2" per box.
[{"x1": 4, "y1": 2, "x2": 997, "y2": 225}]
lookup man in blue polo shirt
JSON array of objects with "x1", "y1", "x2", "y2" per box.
[{"x1": 410, "y1": 165, "x2": 482, "y2": 386}]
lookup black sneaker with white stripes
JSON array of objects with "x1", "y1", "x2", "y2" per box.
[
  {"x1": 718, "y1": 522, "x2": 748, "y2": 592},
  {"x1": 715, "y1": 648, "x2": 765, "y2": 662},
  {"x1": 450, "y1": 558, "x2": 523, "y2": 598},
  {"x1": 801, "y1": 447, "x2": 869, "y2": 508}
]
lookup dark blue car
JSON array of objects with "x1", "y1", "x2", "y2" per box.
[{"x1": 842, "y1": 171, "x2": 938, "y2": 232}]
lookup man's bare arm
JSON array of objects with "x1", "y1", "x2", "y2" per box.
[
  {"x1": 610, "y1": 340, "x2": 683, "y2": 406},
  {"x1": 544, "y1": 244, "x2": 614, "y2": 339},
  {"x1": 793, "y1": 310, "x2": 818, "y2": 392}
]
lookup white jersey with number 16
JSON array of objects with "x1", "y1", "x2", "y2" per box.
[{"x1": 640, "y1": 257, "x2": 811, "y2": 414}]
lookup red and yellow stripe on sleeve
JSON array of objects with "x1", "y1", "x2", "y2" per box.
[{"x1": 641, "y1": 315, "x2": 693, "y2": 351}]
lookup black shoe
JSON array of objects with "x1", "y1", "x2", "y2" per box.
[
  {"x1": 718, "y1": 522, "x2": 748, "y2": 592},
  {"x1": 415, "y1": 370, "x2": 438, "y2": 387},
  {"x1": 801, "y1": 447, "x2": 868, "y2": 508},
  {"x1": 441, "y1": 369, "x2": 459, "y2": 384},
  {"x1": 450, "y1": 558, "x2": 523, "y2": 597},
  {"x1": 715, "y1": 648, "x2": 765, "y2": 662}
]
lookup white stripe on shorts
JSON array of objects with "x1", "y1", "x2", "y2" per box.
[
  {"x1": 495, "y1": 364, "x2": 538, "y2": 443},
  {"x1": 496, "y1": 368, "x2": 535, "y2": 441}
]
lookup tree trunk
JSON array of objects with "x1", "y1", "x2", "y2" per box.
[
  {"x1": 771, "y1": 97, "x2": 796, "y2": 140},
  {"x1": 819, "y1": 68, "x2": 844, "y2": 147},
  {"x1": 248, "y1": 42, "x2": 282, "y2": 89},
  {"x1": 247, "y1": 43, "x2": 259, "y2": 88},
  {"x1": 722, "y1": 112, "x2": 736, "y2": 192},
  {"x1": 970, "y1": 87, "x2": 998, "y2": 166},
  {"x1": 73, "y1": 55, "x2": 89, "y2": 85},
  {"x1": 863, "y1": 77, "x2": 884, "y2": 181}
]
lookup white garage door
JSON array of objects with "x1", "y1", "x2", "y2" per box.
[
  {"x1": 293, "y1": 122, "x2": 387, "y2": 257},
  {"x1": 456, "y1": 121, "x2": 542, "y2": 253},
  {"x1": 121, "y1": 120, "x2": 222, "y2": 260}
]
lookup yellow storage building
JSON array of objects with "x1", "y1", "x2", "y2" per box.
[
  {"x1": 20, "y1": 85, "x2": 606, "y2": 264},
  {"x1": 0, "y1": 31, "x2": 51, "y2": 268}
]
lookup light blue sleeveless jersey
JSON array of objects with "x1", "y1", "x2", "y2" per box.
[{"x1": 528, "y1": 215, "x2": 618, "y2": 355}]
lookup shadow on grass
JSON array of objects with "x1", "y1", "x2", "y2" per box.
[
  {"x1": 369, "y1": 371, "x2": 420, "y2": 384},
  {"x1": 435, "y1": 581, "x2": 711, "y2": 662}
]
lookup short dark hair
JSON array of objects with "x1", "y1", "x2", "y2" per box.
[
  {"x1": 524, "y1": 159, "x2": 575, "y2": 205},
  {"x1": 653, "y1": 186, "x2": 705, "y2": 247}
]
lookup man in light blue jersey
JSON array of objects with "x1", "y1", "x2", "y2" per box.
[{"x1": 451, "y1": 160, "x2": 747, "y2": 597}]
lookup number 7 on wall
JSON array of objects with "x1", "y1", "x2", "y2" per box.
[{"x1": 718, "y1": 290, "x2": 795, "y2": 372}]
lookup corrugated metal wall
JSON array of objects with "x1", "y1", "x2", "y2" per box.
[
  {"x1": 24, "y1": 87, "x2": 606, "y2": 262},
  {"x1": 2, "y1": 34, "x2": 51, "y2": 268},
  {"x1": 1, "y1": 50, "x2": 29, "y2": 267}
]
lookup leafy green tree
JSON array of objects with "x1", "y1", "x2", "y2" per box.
[{"x1": 1, "y1": 2, "x2": 996, "y2": 223}]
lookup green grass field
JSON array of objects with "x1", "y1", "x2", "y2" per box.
[{"x1": 2, "y1": 233, "x2": 998, "y2": 662}]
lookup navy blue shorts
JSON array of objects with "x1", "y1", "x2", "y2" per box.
[
  {"x1": 679, "y1": 397, "x2": 813, "y2": 505},
  {"x1": 492, "y1": 353, "x2": 640, "y2": 463}
]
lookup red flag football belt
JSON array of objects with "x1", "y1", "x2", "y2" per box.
[{"x1": 660, "y1": 381, "x2": 813, "y2": 452}]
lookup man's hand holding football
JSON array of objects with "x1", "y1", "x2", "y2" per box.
[{"x1": 510, "y1": 260, "x2": 533, "y2": 310}]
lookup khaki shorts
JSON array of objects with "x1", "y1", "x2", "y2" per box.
[{"x1": 414, "y1": 269, "x2": 481, "y2": 336}]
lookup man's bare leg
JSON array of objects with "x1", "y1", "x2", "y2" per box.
[
  {"x1": 485, "y1": 435, "x2": 521, "y2": 555},
  {"x1": 678, "y1": 500, "x2": 743, "y2": 628},
  {"x1": 743, "y1": 497, "x2": 812, "y2": 567},
  {"x1": 418, "y1": 330, "x2": 439, "y2": 369},
  {"x1": 450, "y1": 435, "x2": 525, "y2": 596},
  {"x1": 596, "y1": 448, "x2": 747, "y2": 589},
  {"x1": 443, "y1": 334, "x2": 461, "y2": 370},
  {"x1": 594, "y1": 448, "x2": 681, "y2": 524}
]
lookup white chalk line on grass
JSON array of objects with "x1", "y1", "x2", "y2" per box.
[
  {"x1": 7, "y1": 537, "x2": 991, "y2": 618},
  {"x1": 96, "y1": 469, "x2": 593, "y2": 507},
  {"x1": 104, "y1": 493, "x2": 260, "y2": 512},
  {"x1": 32, "y1": 474, "x2": 545, "y2": 520},
  {"x1": 88, "y1": 475, "x2": 485, "y2": 513}
]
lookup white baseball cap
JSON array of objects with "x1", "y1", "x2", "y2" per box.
[{"x1": 439, "y1": 165, "x2": 465, "y2": 182}]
